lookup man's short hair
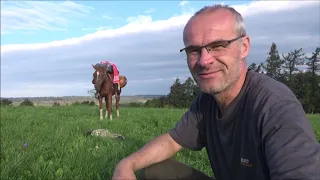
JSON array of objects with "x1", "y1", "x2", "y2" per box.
[{"x1": 192, "y1": 4, "x2": 246, "y2": 37}]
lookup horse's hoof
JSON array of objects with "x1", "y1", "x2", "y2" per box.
[{"x1": 100, "y1": 117, "x2": 103, "y2": 120}]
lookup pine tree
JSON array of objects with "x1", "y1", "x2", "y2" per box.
[
  {"x1": 262, "y1": 42, "x2": 284, "y2": 80},
  {"x1": 305, "y1": 47, "x2": 320, "y2": 113},
  {"x1": 282, "y1": 48, "x2": 305, "y2": 89},
  {"x1": 248, "y1": 63, "x2": 257, "y2": 71},
  {"x1": 167, "y1": 78, "x2": 187, "y2": 108},
  {"x1": 248, "y1": 62, "x2": 263, "y2": 73}
]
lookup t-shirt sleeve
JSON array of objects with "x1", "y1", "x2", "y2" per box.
[
  {"x1": 168, "y1": 95, "x2": 206, "y2": 151},
  {"x1": 261, "y1": 99, "x2": 320, "y2": 179}
]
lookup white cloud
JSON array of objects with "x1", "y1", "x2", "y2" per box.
[
  {"x1": 102, "y1": 15, "x2": 116, "y2": 20},
  {"x1": 178, "y1": 0, "x2": 195, "y2": 15},
  {"x1": 234, "y1": 0, "x2": 318, "y2": 17},
  {"x1": 0, "y1": 1, "x2": 95, "y2": 34},
  {"x1": 179, "y1": 1, "x2": 188, "y2": 7},
  {"x1": 81, "y1": 26, "x2": 113, "y2": 31},
  {"x1": 1, "y1": 13, "x2": 192, "y2": 53},
  {"x1": 145, "y1": 8, "x2": 155, "y2": 13},
  {"x1": 126, "y1": 15, "x2": 153, "y2": 24},
  {"x1": 1, "y1": 1, "x2": 319, "y2": 97},
  {"x1": 101, "y1": 14, "x2": 122, "y2": 22}
]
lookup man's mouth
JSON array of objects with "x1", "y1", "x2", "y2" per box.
[{"x1": 197, "y1": 70, "x2": 221, "y2": 79}]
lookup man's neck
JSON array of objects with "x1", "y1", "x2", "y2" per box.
[{"x1": 214, "y1": 68, "x2": 248, "y2": 115}]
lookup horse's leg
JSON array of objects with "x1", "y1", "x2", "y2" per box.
[
  {"x1": 99, "y1": 96, "x2": 103, "y2": 120},
  {"x1": 108, "y1": 93, "x2": 113, "y2": 120},
  {"x1": 105, "y1": 96, "x2": 109, "y2": 119},
  {"x1": 116, "y1": 90, "x2": 120, "y2": 118}
]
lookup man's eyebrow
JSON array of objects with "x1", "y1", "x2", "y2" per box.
[
  {"x1": 186, "y1": 39, "x2": 227, "y2": 48},
  {"x1": 185, "y1": 45, "x2": 199, "y2": 48},
  {"x1": 207, "y1": 39, "x2": 228, "y2": 44}
]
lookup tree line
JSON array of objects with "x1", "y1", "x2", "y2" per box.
[
  {"x1": 0, "y1": 98, "x2": 95, "y2": 107},
  {"x1": 143, "y1": 43, "x2": 320, "y2": 113}
]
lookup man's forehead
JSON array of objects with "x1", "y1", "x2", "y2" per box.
[{"x1": 183, "y1": 10, "x2": 236, "y2": 43}]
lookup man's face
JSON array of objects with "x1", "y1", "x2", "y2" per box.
[{"x1": 182, "y1": 9, "x2": 249, "y2": 94}]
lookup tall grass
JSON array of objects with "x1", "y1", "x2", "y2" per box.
[
  {"x1": 1, "y1": 106, "x2": 211, "y2": 179},
  {"x1": 1, "y1": 106, "x2": 319, "y2": 179}
]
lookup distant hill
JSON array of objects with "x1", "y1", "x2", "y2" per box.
[
  {"x1": 0, "y1": 95, "x2": 163, "y2": 106},
  {"x1": 134, "y1": 95, "x2": 165, "y2": 98}
]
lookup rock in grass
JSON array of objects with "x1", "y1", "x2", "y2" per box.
[{"x1": 85, "y1": 129, "x2": 125, "y2": 140}]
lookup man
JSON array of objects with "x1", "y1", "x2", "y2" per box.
[
  {"x1": 93, "y1": 60, "x2": 120, "y2": 98},
  {"x1": 112, "y1": 4, "x2": 320, "y2": 180}
]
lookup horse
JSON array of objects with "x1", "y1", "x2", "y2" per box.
[{"x1": 92, "y1": 64, "x2": 127, "y2": 120}]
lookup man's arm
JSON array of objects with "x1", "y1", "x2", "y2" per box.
[
  {"x1": 261, "y1": 99, "x2": 320, "y2": 179},
  {"x1": 119, "y1": 133, "x2": 182, "y2": 171},
  {"x1": 115, "y1": 94, "x2": 206, "y2": 172}
]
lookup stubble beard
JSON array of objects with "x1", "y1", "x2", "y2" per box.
[{"x1": 192, "y1": 58, "x2": 243, "y2": 95}]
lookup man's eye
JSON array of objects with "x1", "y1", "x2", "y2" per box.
[
  {"x1": 210, "y1": 43, "x2": 225, "y2": 48},
  {"x1": 207, "y1": 44, "x2": 227, "y2": 51},
  {"x1": 187, "y1": 48, "x2": 200, "y2": 54}
]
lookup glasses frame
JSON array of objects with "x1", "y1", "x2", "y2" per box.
[{"x1": 179, "y1": 35, "x2": 245, "y2": 55}]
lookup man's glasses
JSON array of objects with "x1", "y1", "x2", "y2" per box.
[{"x1": 179, "y1": 35, "x2": 245, "y2": 61}]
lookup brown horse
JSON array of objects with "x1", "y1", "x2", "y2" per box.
[{"x1": 92, "y1": 64, "x2": 127, "y2": 120}]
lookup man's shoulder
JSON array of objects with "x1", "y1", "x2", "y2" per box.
[
  {"x1": 191, "y1": 70, "x2": 303, "y2": 114},
  {"x1": 196, "y1": 71, "x2": 299, "y2": 107},
  {"x1": 245, "y1": 70, "x2": 299, "y2": 105}
]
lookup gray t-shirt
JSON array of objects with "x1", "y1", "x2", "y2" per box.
[{"x1": 168, "y1": 70, "x2": 320, "y2": 180}]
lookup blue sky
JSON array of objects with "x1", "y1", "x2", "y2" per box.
[
  {"x1": 1, "y1": 0, "x2": 248, "y2": 45},
  {"x1": 1, "y1": 0, "x2": 319, "y2": 97}
]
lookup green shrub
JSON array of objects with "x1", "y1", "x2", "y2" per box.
[
  {"x1": 20, "y1": 98, "x2": 34, "y2": 106},
  {"x1": 0, "y1": 99, "x2": 13, "y2": 106}
]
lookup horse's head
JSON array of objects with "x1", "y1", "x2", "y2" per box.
[{"x1": 92, "y1": 64, "x2": 108, "y2": 91}]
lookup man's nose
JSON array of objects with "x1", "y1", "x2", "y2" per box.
[{"x1": 198, "y1": 48, "x2": 215, "y2": 67}]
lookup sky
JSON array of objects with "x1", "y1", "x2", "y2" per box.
[{"x1": 1, "y1": 0, "x2": 319, "y2": 97}]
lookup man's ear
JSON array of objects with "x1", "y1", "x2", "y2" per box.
[{"x1": 241, "y1": 35, "x2": 250, "y2": 59}]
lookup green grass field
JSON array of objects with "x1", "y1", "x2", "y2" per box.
[{"x1": 1, "y1": 106, "x2": 319, "y2": 180}]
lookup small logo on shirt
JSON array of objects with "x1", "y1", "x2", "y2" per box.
[{"x1": 240, "y1": 158, "x2": 252, "y2": 167}]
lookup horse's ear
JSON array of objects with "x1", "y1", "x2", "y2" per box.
[{"x1": 92, "y1": 64, "x2": 96, "y2": 69}]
